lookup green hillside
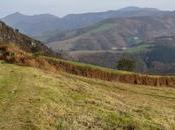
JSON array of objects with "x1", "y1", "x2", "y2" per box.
[
  {"x1": 48, "y1": 15, "x2": 175, "y2": 51},
  {"x1": 0, "y1": 61, "x2": 175, "y2": 130}
]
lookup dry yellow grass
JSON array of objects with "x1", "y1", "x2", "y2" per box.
[
  {"x1": 1, "y1": 44, "x2": 175, "y2": 88},
  {"x1": 0, "y1": 61, "x2": 175, "y2": 130}
]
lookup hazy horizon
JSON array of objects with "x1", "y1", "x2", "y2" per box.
[{"x1": 0, "y1": 0, "x2": 175, "y2": 17}]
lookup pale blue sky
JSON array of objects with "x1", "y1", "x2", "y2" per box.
[{"x1": 0, "y1": 0, "x2": 174, "y2": 17}]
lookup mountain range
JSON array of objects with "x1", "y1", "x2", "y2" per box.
[
  {"x1": 1, "y1": 7, "x2": 169, "y2": 38},
  {"x1": 47, "y1": 15, "x2": 175, "y2": 51},
  {"x1": 1, "y1": 7, "x2": 175, "y2": 74},
  {"x1": 0, "y1": 7, "x2": 175, "y2": 129}
]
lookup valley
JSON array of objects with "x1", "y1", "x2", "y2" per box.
[
  {"x1": 2, "y1": 7, "x2": 175, "y2": 75},
  {"x1": 0, "y1": 5, "x2": 175, "y2": 130}
]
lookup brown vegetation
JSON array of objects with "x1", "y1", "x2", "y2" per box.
[
  {"x1": 0, "y1": 44, "x2": 175, "y2": 88},
  {"x1": 0, "y1": 21, "x2": 56, "y2": 56}
]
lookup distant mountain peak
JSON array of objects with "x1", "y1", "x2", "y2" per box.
[
  {"x1": 32, "y1": 13, "x2": 59, "y2": 19},
  {"x1": 1, "y1": 6, "x2": 166, "y2": 39},
  {"x1": 13, "y1": 12, "x2": 22, "y2": 15},
  {"x1": 119, "y1": 6, "x2": 159, "y2": 12},
  {"x1": 7, "y1": 12, "x2": 24, "y2": 17},
  {"x1": 3, "y1": 12, "x2": 26, "y2": 21},
  {"x1": 5, "y1": 12, "x2": 59, "y2": 19},
  {"x1": 119, "y1": 7, "x2": 141, "y2": 11}
]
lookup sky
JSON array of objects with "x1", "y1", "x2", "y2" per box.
[{"x1": 0, "y1": 0, "x2": 175, "y2": 17}]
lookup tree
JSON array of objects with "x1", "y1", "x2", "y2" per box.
[{"x1": 117, "y1": 58, "x2": 136, "y2": 71}]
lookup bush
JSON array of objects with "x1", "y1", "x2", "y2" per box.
[{"x1": 117, "y1": 58, "x2": 136, "y2": 71}]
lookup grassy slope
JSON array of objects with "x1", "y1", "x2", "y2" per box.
[
  {"x1": 0, "y1": 61, "x2": 175, "y2": 130},
  {"x1": 124, "y1": 44, "x2": 153, "y2": 53}
]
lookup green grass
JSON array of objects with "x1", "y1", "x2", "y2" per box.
[
  {"x1": 125, "y1": 44, "x2": 153, "y2": 53},
  {"x1": 0, "y1": 61, "x2": 175, "y2": 130},
  {"x1": 42, "y1": 56, "x2": 136, "y2": 75},
  {"x1": 89, "y1": 23, "x2": 118, "y2": 34}
]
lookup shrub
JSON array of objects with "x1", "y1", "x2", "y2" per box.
[{"x1": 117, "y1": 58, "x2": 136, "y2": 71}]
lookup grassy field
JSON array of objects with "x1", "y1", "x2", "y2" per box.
[
  {"x1": 0, "y1": 61, "x2": 175, "y2": 130},
  {"x1": 124, "y1": 44, "x2": 153, "y2": 53}
]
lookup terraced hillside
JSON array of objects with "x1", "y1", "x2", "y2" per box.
[{"x1": 0, "y1": 61, "x2": 175, "y2": 130}]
